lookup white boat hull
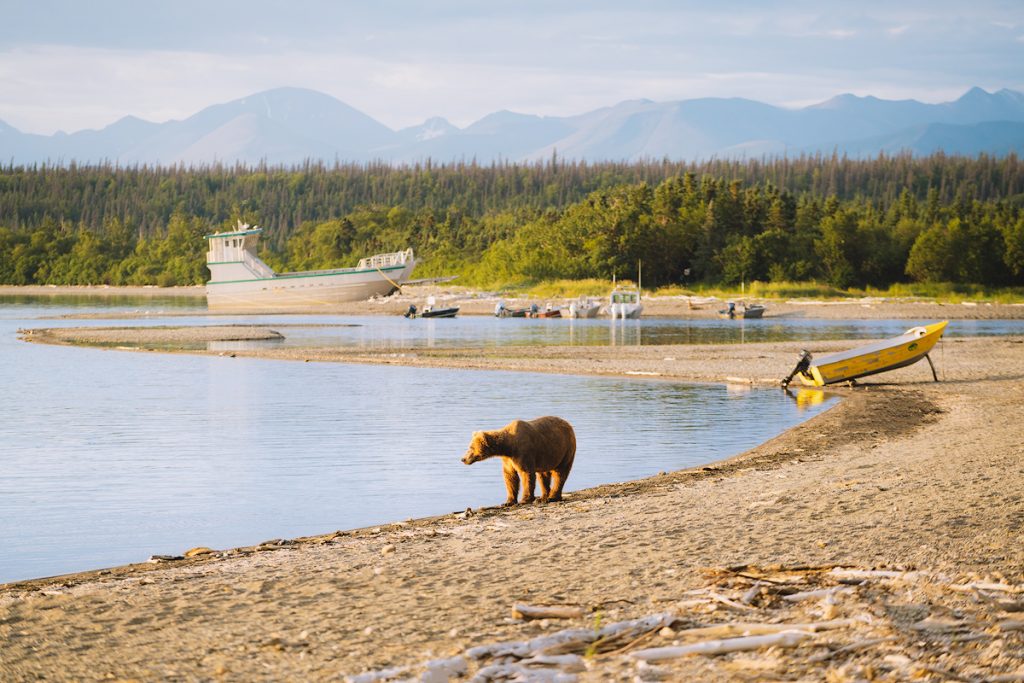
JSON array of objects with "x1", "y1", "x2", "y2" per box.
[
  {"x1": 568, "y1": 302, "x2": 601, "y2": 318},
  {"x1": 609, "y1": 303, "x2": 643, "y2": 319},
  {"x1": 207, "y1": 264, "x2": 413, "y2": 312}
]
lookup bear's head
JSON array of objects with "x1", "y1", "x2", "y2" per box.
[{"x1": 462, "y1": 431, "x2": 497, "y2": 465}]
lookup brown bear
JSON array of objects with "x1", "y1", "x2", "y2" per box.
[{"x1": 461, "y1": 416, "x2": 576, "y2": 505}]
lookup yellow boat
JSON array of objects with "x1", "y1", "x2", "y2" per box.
[{"x1": 781, "y1": 321, "x2": 948, "y2": 388}]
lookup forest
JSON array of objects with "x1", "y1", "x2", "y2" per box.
[{"x1": 0, "y1": 153, "x2": 1022, "y2": 289}]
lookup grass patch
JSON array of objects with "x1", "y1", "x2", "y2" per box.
[{"x1": 455, "y1": 277, "x2": 1024, "y2": 304}]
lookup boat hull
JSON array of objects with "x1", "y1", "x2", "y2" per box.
[
  {"x1": 420, "y1": 307, "x2": 460, "y2": 318},
  {"x1": 799, "y1": 321, "x2": 948, "y2": 386},
  {"x1": 207, "y1": 261, "x2": 415, "y2": 312}
]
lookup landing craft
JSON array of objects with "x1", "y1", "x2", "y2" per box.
[{"x1": 205, "y1": 221, "x2": 415, "y2": 312}]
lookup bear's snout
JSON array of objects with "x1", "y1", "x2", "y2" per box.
[{"x1": 461, "y1": 451, "x2": 477, "y2": 465}]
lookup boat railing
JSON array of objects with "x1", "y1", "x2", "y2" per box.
[
  {"x1": 357, "y1": 249, "x2": 414, "y2": 270},
  {"x1": 242, "y1": 251, "x2": 276, "y2": 279}
]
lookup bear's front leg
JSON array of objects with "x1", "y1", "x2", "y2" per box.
[
  {"x1": 502, "y1": 462, "x2": 520, "y2": 506},
  {"x1": 520, "y1": 468, "x2": 536, "y2": 504}
]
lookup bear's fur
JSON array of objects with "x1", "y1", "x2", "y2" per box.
[{"x1": 461, "y1": 416, "x2": 576, "y2": 505}]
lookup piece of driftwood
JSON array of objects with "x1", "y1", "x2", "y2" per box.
[
  {"x1": 471, "y1": 663, "x2": 578, "y2": 682},
  {"x1": 596, "y1": 613, "x2": 677, "y2": 639},
  {"x1": 781, "y1": 586, "x2": 853, "y2": 602},
  {"x1": 740, "y1": 585, "x2": 760, "y2": 605},
  {"x1": 519, "y1": 654, "x2": 586, "y2": 672},
  {"x1": 828, "y1": 568, "x2": 924, "y2": 581},
  {"x1": 466, "y1": 629, "x2": 595, "y2": 660},
  {"x1": 705, "y1": 590, "x2": 757, "y2": 611},
  {"x1": 419, "y1": 656, "x2": 468, "y2": 683},
  {"x1": 675, "y1": 619, "x2": 852, "y2": 640},
  {"x1": 807, "y1": 636, "x2": 899, "y2": 663},
  {"x1": 512, "y1": 604, "x2": 587, "y2": 620},
  {"x1": 948, "y1": 581, "x2": 1024, "y2": 594},
  {"x1": 344, "y1": 665, "x2": 408, "y2": 683},
  {"x1": 630, "y1": 629, "x2": 814, "y2": 662}
]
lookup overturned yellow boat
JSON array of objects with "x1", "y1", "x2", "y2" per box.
[{"x1": 782, "y1": 321, "x2": 949, "y2": 388}]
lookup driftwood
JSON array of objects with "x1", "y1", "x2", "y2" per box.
[
  {"x1": 346, "y1": 565, "x2": 1024, "y2": 681},
  {"x1": 781, "y1": 586, "x2": 853, "y2": 602},
  {"x1": 471, "y1": 664, "x2": 578, "y2": 682},
  {"x1": 344, "y1": 665, "x2": 407, "y2": 683},
  {"x1": 828, "y1": 568, "x2": 925, "y2": 581},
  {"x1": 674, "y1": 619, "x2": 852, "y2": 640},
  {"x1": 466, "y1": 629, "x2": 595, "y2": 661},
  {"x1": 948, "y1": 581, "x2": 1024, "y2": 594},
  {"x1": 519, "y1": 654, "x2": 586, "y2": 672},
  {"x1": 807, "y1": 636, "x2": 899, "y2": 663},
  {"x1": 630, "y1": 629, "x2": 814, "y2": 662},
  {"x1": 512, "y1": 604, "x2": 587, "y2": 620},
  {"x1": 419, "y1": 656, "x2": 468, "y2": 683}
]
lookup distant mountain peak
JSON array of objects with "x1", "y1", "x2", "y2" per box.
[
  {"x1": 400, "y1": 117, "x2": 458, "y2": 142},
  {"x1": 959, "y1": 86, "x2": 991, "y2": 99},
  {"x1": 2, "y1": 85, "x2": 1023, "y2": 165}
]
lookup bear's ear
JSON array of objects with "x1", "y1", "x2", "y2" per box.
[{"x1": 478, "y1": 432, "x2": 492, "y2": 448}]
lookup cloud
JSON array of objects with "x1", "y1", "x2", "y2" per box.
[{"x1": 2, "y1": 4, "x2": 1023, "y2": 135}]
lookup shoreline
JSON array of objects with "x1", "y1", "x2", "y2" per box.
[
  {"x1": 4, "y1": 282, "x2": 1024, "y2": 320},
  {"x1": 4, "y1": 310, "x2": 1024, "y2": 680}
]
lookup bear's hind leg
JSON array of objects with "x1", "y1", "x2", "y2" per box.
[
  {"x1": 502, "y1": 462, "x2": 520, "y2": 506},
  {"x1": 539, "y1": 472, "x2": 552, "y2": 501},
  {"x1": 548, "y1": 456, "x2": 574, "y2": 502}
]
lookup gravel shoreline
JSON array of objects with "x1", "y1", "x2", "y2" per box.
[{"x1": 4, "y1": 302, "x2": 1024, "y2": 681}]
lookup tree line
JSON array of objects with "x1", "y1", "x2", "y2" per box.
[{"x1": 0, "y1": 154, "x2": 1022, "y2": 288}]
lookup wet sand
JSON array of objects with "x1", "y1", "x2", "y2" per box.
[{"x1": 3, "y1": 294, "x2": 1024, "y2": 681}]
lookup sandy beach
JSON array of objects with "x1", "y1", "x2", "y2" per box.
[{"x1": 3, "y1": 291, "x2": 1024, "y2": 681}]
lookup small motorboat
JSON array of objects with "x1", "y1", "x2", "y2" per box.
[
  {"x1": 531, "y1": 303, "x2": 562, "y2": 318},
  {"x1": 567, "y1": 296, "x2": 601, "y2": 318},
  {"x1": 421, "y1": 306, "x2": 459, "y2": 318},
  {"x1": 405, "y1": 296, "x2": 459, "y2": 318},
  {"x1": 495, "y1": 301, "x2": 531, "y2": 318},
  {"x1": 782, "y1": 321, "x2": 949, "y2": 387},
  {"x1": 719, "y1": 302, "x2": 766, "y2": 319}
]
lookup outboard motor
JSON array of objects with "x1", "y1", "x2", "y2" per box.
[
  {"x1": 781, "y1": 350, "x2": 812, "y2": 389},
  {"x1": 404, "y1": 304, "x2": 417, "y2": 319}
]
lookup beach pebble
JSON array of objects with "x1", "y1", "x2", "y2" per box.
[
  {"x1": 381, "y1": 544, "x2": 397, "y2": 555},
  {"x1": 184, "y1": 547, "x2": 214, "y2": 558}
]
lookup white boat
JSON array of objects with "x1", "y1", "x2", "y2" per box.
[
  {"x1": 567, "y1": 296, "x2": 601, "y2": 318},
  {"x1": 608, "y1": 287, "x2": 643, "y2": 319},
  {"x1": 205, "y1": 221, "x2": 415, "y2": 312},
  {"x1": 608, "y1": 266, "x2": 644, "y2": 320}
]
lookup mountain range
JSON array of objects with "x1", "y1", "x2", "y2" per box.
[{"x1": 2, "y1": 86, "x2": 1023, "y2": 167}]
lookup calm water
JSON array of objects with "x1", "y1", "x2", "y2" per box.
[{"x1": 2, "y1": 297, "x2": 1016, "y2": 584}]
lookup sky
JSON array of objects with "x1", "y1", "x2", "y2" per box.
[{"x1": 2, "y1": 0, "x2": 1023, "y2": 135}]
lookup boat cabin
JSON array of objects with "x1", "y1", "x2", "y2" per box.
[
  {"x1": 610, "y1": 288, "x2": 640, "y2": 305},
  {"x1": 205, "y1": 221, "x2": 276, "y2": 282}
]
